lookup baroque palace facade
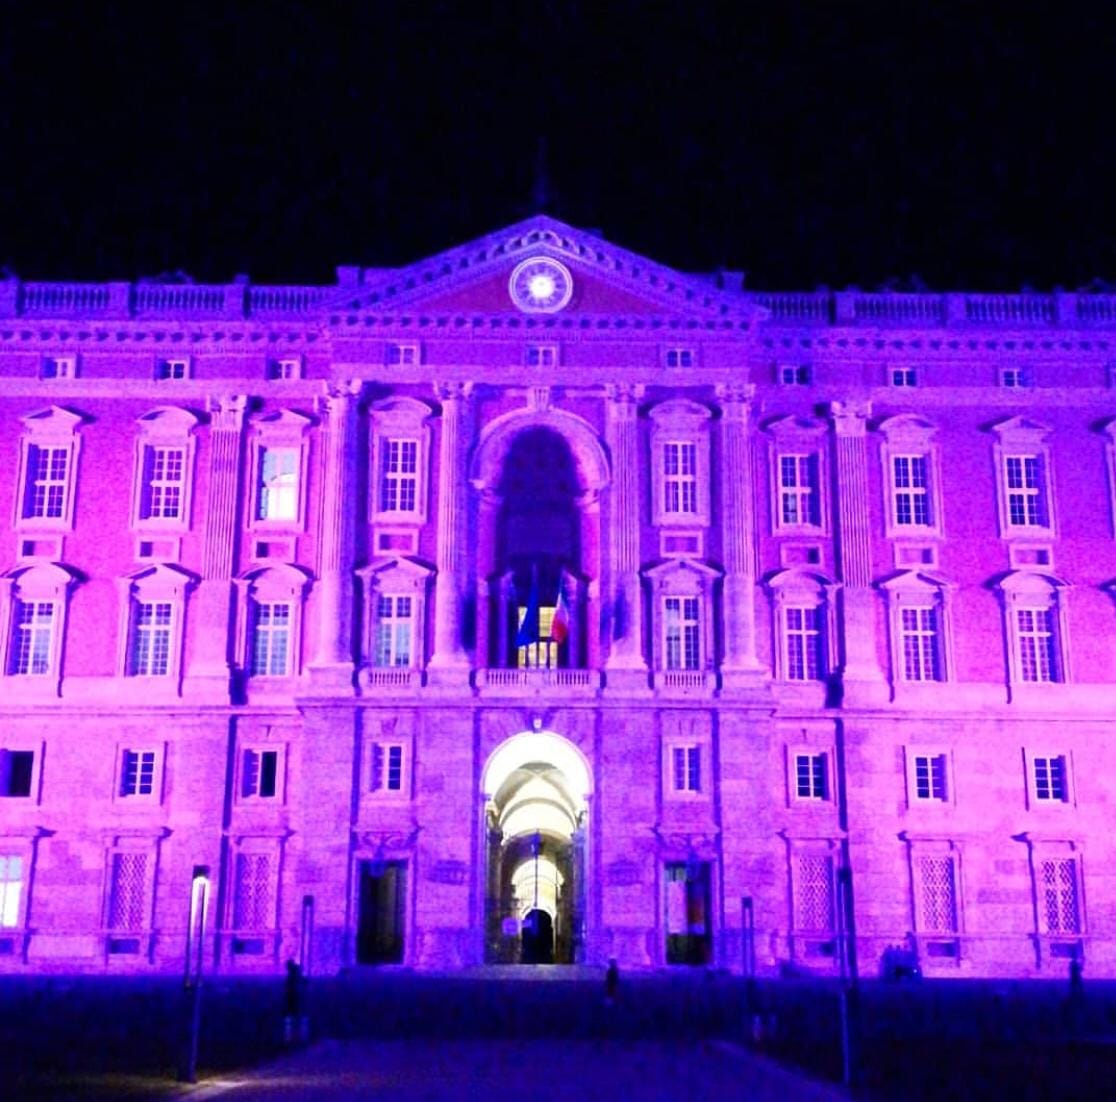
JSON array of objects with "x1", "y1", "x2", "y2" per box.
[{"x1": 0, "y1": 216, "x2": 1114, "y2": 978}]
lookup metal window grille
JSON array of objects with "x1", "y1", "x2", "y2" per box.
[
  {"x1": 131, "y1": 601, "x2": 172, "y2": 675},
  {"x1": 251, "y1": 601, "x2": 292, "y2": 676},
  {"x1": 10, "y1": 601, "x2": 54, "y2": 675},
  {"x1": 784, "y1": 606, "x2": 821, "y2": 680},
  {"x1": 143, "y1": 446, "x2": 185, "y2": 519},
  {"x1": 1005, "y1": 455, "x2": 1046, "y2": 527},
  {"x1": 1017, "y1": 607, "x2": 1056, "y2": 682},
  {"x1": 108, "y1": 852, "x2": 147, "y2": 931},
  {"x1": 779, "y1": 454, "x2": 819, "y2": 526},
  {"x1": 234, "y1": 853, "x2": 271, "y2": 931},
  {"x1": 893, "y1": 455, "x2": 930, "y2": 526},
  {"x1": 662, "y1": 442, "x2": 698, "y2": 514},
  {"x1": 918, "y1": 855, "x2": 959, "y2": 933},
  {"x1": 258, "y1": 447, "x2": 299, "y2": 520},
  {"x1": 914, "y1": 754, "x2": 948, "y2": 800},
  {"x1": 794, "y1": 854, "x2": 834, "y2": 932},
  {"x1": 664, "y1": 597, "x2": 700, "y2": 671},
  {"x1": 0, "y1": 855, "x2": 23, "y2": 928},
  {"x1": 380, "y1": 439, "x2": 419, "y2": 512},
  {"x1": 1040, "y1": 858, "x2": 1081, "y2": 934},
  {"x1": 374, "y1": 595, "x2": 413, "y2": 667}
]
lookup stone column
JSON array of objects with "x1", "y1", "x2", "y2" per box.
[
  {"x1": 428, "y1": 382, "x2": 473, "y2": 676},
  {"x1": 603, "y1": 384, "x2": 647, "y2": 688},
  {"x1": 829, "y1": 399, "x2": 886, "y2": 696},
  {"x1": 307, "y1": 381, "x2": 360, "y2": 691},
  {"x1": 715, "y1": 384, "x2": 764, "y2": 686},
  {"x1": 184, "y1": 394, "x2": 246, "y2": 701}
]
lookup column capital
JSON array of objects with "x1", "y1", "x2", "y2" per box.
[
  {"x1": 605, "y1": 383, "x2": 645, "y2": 408},
  {"x1": 715, "y1": 382, "x2": 756, "y2": 421},
  {"x1": 205, "y1": 394, "x2": 248, "y2": 431},
  {"x1": 434, "y1": 380, "x2": 474, "y2": 404},
  {"x1": 829, "y1": 398, "x2": 872, "y2": 436}
]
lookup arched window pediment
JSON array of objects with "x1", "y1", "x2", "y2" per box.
[
  {"x1": 136, "y1": 407, "x2": 202, "y2": 438},
  {"x1": 20, "y1": 405, "x2": 87, "y2": 437},
  {"x1": 4, "y1": 562, "x2": 81, "y2": 597}
]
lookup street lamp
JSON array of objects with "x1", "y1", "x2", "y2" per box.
[{"x1": 178, "y1": 864, "x2": 211, "y2": 1084}]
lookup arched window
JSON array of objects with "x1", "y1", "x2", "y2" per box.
[{"x1": 235, "y1": 564, "x2": 312, "y2": 684}]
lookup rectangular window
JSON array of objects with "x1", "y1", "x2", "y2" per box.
[
  {"x1": 23, "y1": 445, "x2": 70, "y2": 521},
  {"x1": 257, "y1": 447, "x2": 300, "y2": 521},
  {"x1": 779, "y1": 364, "x2": 811, "y2": 386},
  {"x1": 663, "y1": 596, "x2": 700, "y2": 671},
  {"x1": 372, "y1": 743, "x2": 405, "y2": 793},
  {"x1": 0, "y1": 855, "x2": 22, "y2": 927},
  {"x1": 1039, "y1": 858, "x2": 1080, "y2": 934},
  {"x1": 516, "y1": 605, "x2": 557, "y2": 669},
  {"x1": 671, "y1": 745, "x2": 702, "y2": 793},
  {"x1": 386, "y1": 343, "x2": 419, "y2": 366},
  {"x1": 900, "y1": 606, "x2": 940, "y2": 681},
  {"x1": 119, "y1": 749, "x2": 157, "y2": 798},
  {"x1": 0, "y1": 750, "x2": 34, "y2": 798},
  {"x1": 891, "y1": 366, "x2": 918, "y2": 387},
  {"x1": 108, "y1": 852, "x2": 147, "y2": 931},
  {"x1": 794, "y1": 753, "x2": 828, "y2": 800},
  {"x1": 662, "y1": 442, "x2": 698, "y2": 515},
  {"x1": 1000, "y1": 367, "x2": 1031, "y2": 389},
  {"x1": 784, "y1": 606, "x2": 822, "y2": 681},
  {"x1": 233, "y1": 852, "x2": 271, "y2": 931},
  {"x1": 250, "y1": 601, "x2": 292, "y2": 677},
  {"x1": 919, "y1": 855, "x2": 959, "y2": 934},
  {"x1": 41, "y1": 356, "x2": 77, "y2": 380},
  {"x1": 1017, "y1": 607, "x2": 1057, "y2": 682},
  {"x1": 9, "y1": 600, "x2": 55, "y2": 675},
  {"x1": 379, "y1": 439, "x2": 419, "y2": 513},
  {"x1": 1004, "y1": 455, "x2": 1048, "y2": 527},
  {"x1": 526, "y1": 345, "x2": 557, "y2": 367},
  {"x1": 241, "y1": 748, "x2": 279, "y2": 799},
  {"x1": 793, "y1": 853, "x2": 834, "y2": 932},
  {"x1": 913, "y1": 753, "x2": 948, "y2": 801},
  {"x1": 154, "y1": 359, "x2": 189, "y2": 381},
  {"x1": 778, "y1": 454, "x2": 820, "y2": 527},
  {"x1": 139, "y1": 446, "x2": 186, "y2": 521},
  {"x1": 665, "y1": 348, "x2": 694, "y2": 368},
  {"x1": 1033, "y1": 755, "x2": 1068, "y2": 802},
  {"x1": 374, "y1": 596, "x2": 413, "y2": 667},
  {"x1": 892, "y1": 455, "x2": 931, "y2": 526},
  {"x1": 131, "y1": 601, "x2": 173, "y2": 676},
  {"x1": 266, "y1": 358, "x2": 301, "y2": 380}
]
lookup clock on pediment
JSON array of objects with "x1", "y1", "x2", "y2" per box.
[{"x1": 508, "y1": 256, "x2": 573, "y2": 313}]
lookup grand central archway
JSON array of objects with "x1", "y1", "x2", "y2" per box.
[{"x1": 481, "y1": 731, "x2": 591, "y2": 964}]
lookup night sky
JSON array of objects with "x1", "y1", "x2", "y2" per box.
[{"x1": 1, "y1": 2, "x2": 1113, "y2": 290}]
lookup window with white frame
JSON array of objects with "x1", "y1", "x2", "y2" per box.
[
  {"x1": 118, "y1": 748, "x2": 160, "y2": 799},
  {"x1": 371, "y1": 742, "x2": 406, "y2": 793},
  {"x1": 779, "y1": 364, "x2": 811, "y2": 386},
  {"x1": 1017, "y1": 607, "x2": 1058, "y2": 682},
  {"x1": 990, "y1": 417, "x2": 1055, "y2": 537},
  {"x1": 1000, "y1": 366, "x2": 1031, "y2": 389},
  {"x1": 9, "y1": 600, "x2": 55, "y2": 676},
  {"x1": 374, "y1": 595, "x2": 413, "y2": 667},
  {"x1": 386, "y1": 343, "x2": 420, "y2": 366},
  {"x1": 900, "y1": 606, "x2": 941, "y2": 681},
  {"x1": 792, "y1": 851, "x2": 835, "y2": 933},
  {"x1": 249, "y1": 601, "x2": 292, "y2": 677},
  {"x1": 241, "y1": 747, "x2": 281, "y2": 800},
  {"x1": 910, "y1": 752, "x2": 949, "y2": 802},
  {"x1": 257, "y1": 447, "x2": 299, "y2": 522},
  {"x1": 526, "y1": 345, "x2": 558, "y2": 367},
  {"x1": 663, "y1": 596, "x2": 701, "y2": 671},
  {"x1": 784, "y1": 606, "x2": 823, "y2": 681},
  {"x1": 880, "y1": 572, "x2": 952, "y2": 686},
  {"x1": 250, "y1": 410, "x2": 313, "y2": 529},
  {"x1": 1037, "y1": 855, "x2": 1082, "y2": 935},
  {"x1": 793, "y1": 752, "x2": 828, "y2": 800},
  {"x1": 41, "y1": 355, "x2": 77, "y2": 380},
  {"x1": 767, "y1": 569, "x2": 833, "y2": 684},
  {"x1": 890, "y1": 366, "x2": 918, "y2": 387},
  {"x1": 877, "y1": 415, "x2": 943, "y2": 538},
  {"x1": 998, "y1": 572, "x2": 1067, "y2": 687},
  {"x1": 0, "y1": 749, "x2": 35, "y2": 798},
  {"x1": 664, "y1": 347, "x2": 694, "y2": 368},
  {"x1": 891, "y1": 456, "x2": 931, "y2": 527},
  {"x1": 649, "y1": 400, "x2": 712, "y2": 527},
  {"x1": 370, "y1": 398, "x2": 433, "y2": 525},
  {"x1": 266, "y1": 357, "x2": 302, "y2": 381},
  {"x1": 132, "y1": 407, "x2": 200, "y2": 529},
  {"x1": 1031, "y1": 753, "x2": 1069, "y2": 803},
  {"x1": 130, "y1": 601, "x2": 173, "y2": 676},
  {"x1": 0, "y1": 854, "x2": 24, "y2": 927},
  {"x1": 16, "y1": 407, "x2": 84, "y2": 529},
  {"x1": 644, "y1": 559, "x2": 719, "y2": 679},
  {"x1": 670, "y1": 744, "x2": 702, "y2": 794},
  {"x1": 119, "y1": 563, "x2": 194, "y2": 682},
  {"x1": 107, "y1": 851, "x2": 148, "y2": 933},
  {"x1": 2, "y1": 562, "x2": 78, "y2": 685},
  {"x1": 154, "y1": 358, "x2": 190, "y2": 381},
  {"x1": 359, "y1": 559, "x2": 432, "y2": 674},
  {"x1": 778, "y1": 455, "x2": 820, "y2": 527}
]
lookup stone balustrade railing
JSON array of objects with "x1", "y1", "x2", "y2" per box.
[{"x1": 3, "y1": 276, "x2": 1116, "y2": 329}]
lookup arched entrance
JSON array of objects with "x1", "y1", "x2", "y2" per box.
[{"x1": 482, "y1": 731, "x2": 591, "y2": 965}]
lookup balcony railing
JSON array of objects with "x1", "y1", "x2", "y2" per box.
[{"x1": 476, "y1": 668, "x2": 602, "y2": 692}]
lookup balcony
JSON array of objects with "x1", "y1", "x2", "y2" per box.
[
  {"x1": 475, "y1": 667, "x2": 602, "y2": 697},
  {"x1": 358, "y1": 667, "x2": 425, "y2": 693},
  {"x1": 652, "y1": 669, "x2": 718, "y2": 696}
]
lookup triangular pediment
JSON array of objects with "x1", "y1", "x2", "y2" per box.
[{"x1": 325, "y1": 215, "x2": 760, "y2": 324}]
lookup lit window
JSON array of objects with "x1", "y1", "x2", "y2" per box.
[
  {"x1": 672, "y1": 745, "x2": 702, "y2": 793},
  {"x1": 784, "y1": 606, "x2": 822, "y2": 681},
  {"x1": 380, "y1": 439, "x2": 419, "y2": 513},
  {"x1": 241, "y1": 748, "x2": 280, "y2": 799},
  {"x1": 372, "y1": 743, "x2": 405, "y2": 793},
  {"x1": 662, "y1": 441, "x2": 698, "y2": 515},
  {"x1": 794, "y1": 753, "x2": 828, "y2": 800},
  {"x1": 374, "y1": 596, "x2": 413, "y2": 667},
  {"x1": 912, "y1": 753, "x2": 948, "y2": 801},
  {"x1": 0, "y1": 855, "x2": 23, "y2": 927},
  {"x1": 664, "y1": 348, "x2": 694, "y2": 368},
  {"x1": 900, "y1": 606, "x2": 940, "y2": 681},
  {"x1": 257, "y1": 447, "x2": 300, "y2": 521},
  {"x1": 663, "y1": 596, "x2": 701, "y2": 671},
  {"x1": 517, "y1": 604, "x2": 558, "y2": 669},
  {"x1": 1017, "y1": 607, "x2": 1057, "y2": 682},
  {"x1": 386, "y1": 343, "x2": 419, "y2": 366},
  {"x1": 778, "y1": 454, "x2": 820, "y2": 527},
  {"x1": 9, "y1": 601, "x2": 55, "y2": 675},
  {"x1": 119, "y1": 749, "x2": 157, "y2": 798},
  {"x1": 892, "y1": 455, "x2": 931, "y2": 526},
  {"x1": 1033, "y1": 755, "x2": 1068, "y2": 802},
  {"x1": 130, "y1": 601, "x2": 173, "y2": 676},
  {"x1": 779, "y1": 364, "x2": 811, "y2": 386},
  {"x1": 891, "y1": 366, "x2": 918, "y2": 387},
  {"x1": 250, "y1": 601, "x2": 292, "y2": 677},
  {"x1": 1038, "y1": 857, "x2": 1081, "y2": 934},
  {"x1": 0, "y1": 750, "x2": 34, "y2": 798},
  {"x1": 41, "y1": 356, "x2": 77, "y2": 380},
  {"x1": 154, "y1": 358, "x2": 189, "y2": 381}
]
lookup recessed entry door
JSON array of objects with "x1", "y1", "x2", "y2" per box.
[{"x1": 357, "y1": 860, "x2": 406, "y2": 965}]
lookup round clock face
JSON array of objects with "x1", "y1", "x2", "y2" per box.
[{"x1": 508, "y1": 256, "x2": 574, "y2": 313}]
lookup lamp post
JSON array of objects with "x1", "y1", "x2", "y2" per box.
[{"x1": 178, "y1": 865, "x2": 210, "y2": 1084}]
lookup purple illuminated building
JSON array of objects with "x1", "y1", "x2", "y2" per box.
[{"x1": 0, "y1": 216, "x2": 1113, "y2": 978}]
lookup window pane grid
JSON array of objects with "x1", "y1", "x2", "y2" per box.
[
  {"x1": 662, "y1": 442, "x2": 698, "y2": 515},
  {"x1": 900, "y1": 606, "x2": 940, "y2": 681},
  {"x1": 27, "y1": 445, "x2": 69, "y2": 519},
  {"x1": 251, "y1": 601, "x2": 292, "y2": 677},
  {"x1": 664, "y1": 597, "x2": 700, "y2": 670},
  {"x1": 1017, "y1": 607, "x2": 1056, "y2": 682},
  {"x1": 108, "y1": 853, "x2": 147, "y2": 931},
  {"x1": 121, "y1": 750, "x2": 156, "y2": 797},
  {"x1": 1034, "y1": 755, "x2": 1067, "y2": 801},
  {"x1": 779, "y1": 454, "x2": 818, "y2": 526},
  {"x1": 1005, "y1": 455, "x2": 1046, "y2": 527},
  {"x1": 374, "y1": 595, "x2": 413, "y2": 667},
  {"x1": 258, "y1": 447, "x2": 299, "y2": 520},
  {"x1": 672, "y1": 745, "x2": 701, "y2": 792},
  {"x1": 132, "y1": 601, "x2": 172, "y2": 676},
  {"x1": 919, "y1": 856, "x2": 959, "y2": 933},
  {"x1": 1040, "y1": 858, "x2": 1081, "y2": 934},
  {"x1": 10, "y1": 601, "x2": 54, "y2": 675},
  {"x1": 784, "y1": 606, "x2": 821, "y2": 680},
  {"x1": 893, "y1": 455, "x2": 930, "y2": 526},
  {"x1": 794, "y1": 753, "x2": 827, "y2": 799},
  {"x1": 914, "y1": 754, "x2": 948, "y2": 800},
  {"x1": 0, "y1": 855, "x2": 22, "y2": 928},
  {"x1": 381, "y1": 439, "x2": 419, "y2": 512},
  {"x1": 145, "y1": 446, "x2": 186, "y2": 519}
]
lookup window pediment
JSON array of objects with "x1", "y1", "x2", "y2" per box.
[
  {"x1": 357, "y1": 557, "x2": 435, "y2": 593},
  {"x1": 20, "y1": 406, "x2": 87, "y2": 438},
  {"x1": 370, "y1": 396, "x2": 435, "y2": 428},
  {"x1": 995, "y1": 570, "x2": 1069, "y2": 598},
  {"x1": 648, "y1": 399, "x2": 712, "y2": 427},
  {"x1": 250, "y1": 409, "x2": 315, "y2": 442},
  {"x1": 121, "y1": 562, "x2": 198, "y2": 598},
  {"x1": 878, "y1": 569, "x2": 953, "y2": 595},
  {"x1": 988, "y1": 415, "x2": 1052, "y2": 445},
  {"x1": 236, "y1": 563, "x2": 313, "y2": 598},
  {"x1": 762, "y1": 414, "x2": 826, "y2": 443},
  {"x1": 876, "y1": 413, "x2": 938, "y2": 445},
  {"x1": 4, "y1": 562, "x2": 81, "y2": 597},
  {"x1": 765, "y1": 568, "x2": 835, "y2": 600},
  {"x1": 642, "y1": 558, "x2": 721, "y2": 591},
  {"x1": 136, "y1": 407, "x2": 202, "y2": 440}
]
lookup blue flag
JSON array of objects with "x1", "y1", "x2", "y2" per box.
[{"x1": 515, "y1": 565, "x2": 540, "y2": 647}]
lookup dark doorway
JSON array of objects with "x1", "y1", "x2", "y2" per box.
[
  {"x1": 357, "y1": 860, "x2": 406, "y2": 964},
  {"x1": 665, "y1": 861, "x2": 712, "y2": 965},
  {"x1": 521, "y1": 908, "x2": 554, "y2": 964}
]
